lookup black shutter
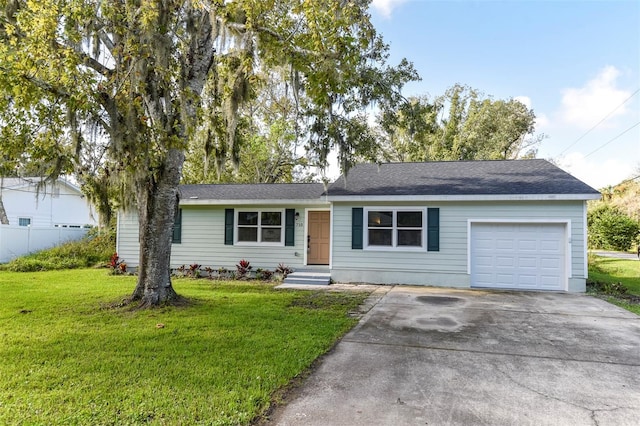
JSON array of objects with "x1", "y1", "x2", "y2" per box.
[
  {"x1": 352, "y1": 208, "x2": 363, "y2": 250},
  {"x1": 224, "y1": 209, "x2": 234, "y2": 245},
  {"x1": 285, "y1": 209, "x2": 295, "y2": 246},
  {"x1": 427, "y1": 208, "x2": 439, "y2": 251},
  {"x1": 172, "y1": 208, "x2": 182, "y2": 244}
]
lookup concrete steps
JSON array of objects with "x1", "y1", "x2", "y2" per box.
[{"x1": 283, "y1": 271, "x2": 331, "y2": 285}]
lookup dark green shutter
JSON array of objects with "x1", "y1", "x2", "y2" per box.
[
  {"x1": 172, "y1": 208, "x2": 182, "y2": 244},
  {"x1": 427, "y1": 208, "x2": 439, "y2": 252},
  {"x1": 352, "y1": 207, "x2": 363, "y2": 250},
  {"x1": 224, "y1": 209, "x2": 234, "y2": 245},
  {"x1": 285, "y1": 209, "x2": 295, "y2": 246}
]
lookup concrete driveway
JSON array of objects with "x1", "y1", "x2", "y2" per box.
[
  {"x1": 592, "y1": 250, "x2": 640, "y2": 260},
  {"x1": 268, "y1": 287, "x2": 640, "y2": 425}
]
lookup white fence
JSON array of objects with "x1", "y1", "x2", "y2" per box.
[{"x1": 0, "y1": 225, "x2": 89, "y2": 263}]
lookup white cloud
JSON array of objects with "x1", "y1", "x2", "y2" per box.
[
  {"x1": 515, "y1": 96, "x2": 550, "y2": 130},
  {"x1": 535, "y1": 113, "x2": 550, "y2": 130},
  {"x1": 514, "y1": 96, "x2": 531, "y2": 109},
  {"x1": 371, "y1": 0, "x2": 408, "y2": 18},
  {"x1": 559, "y1": 66, "x2": 630, "y2": 129},
  {"x1": 558, "y1": 151, "x2": 634, "y2": 190}
]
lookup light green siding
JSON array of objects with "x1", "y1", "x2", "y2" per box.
[
  {"x1": 118, "y1": 199, "x2": 590, "y2": 291},
  {"x1": 117, "y1": 204, "x2": 327, "y2": 270},
  {"x1": 116, "y1": 210, "x2": 139, "y2": 266},
  {"x1": 331, "y1": 200, "x2": 588, "y2": 291}
]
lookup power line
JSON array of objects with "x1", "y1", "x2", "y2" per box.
[
  {"x1": 616, "y1": 173, "x2": 640, "y2": 186},
  {"x1": 559, "y1": 87, "x2": 640, "y2": 156},
  {"x1": 583, "y1": 121, "x2": 640, "y2": 158}
]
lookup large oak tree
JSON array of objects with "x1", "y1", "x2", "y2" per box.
[{"x1": 0, "y1": 0, "x2": 417, "y2": 306}]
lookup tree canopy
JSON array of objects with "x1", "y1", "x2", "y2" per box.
[
  {"x1": 0, "y1": 0, "x2": 417, "y2": 306},
  {"x1": 379, "y1": 84, "x2": 544, "y2": 162}
]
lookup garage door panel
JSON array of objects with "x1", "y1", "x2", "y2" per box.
[
  {"x1": 496, "y1": 239, "x2": 515, "y2": 250},
  {"x1": 540, "y1": 276, "x2": 561, "y2": 288},
  {"x1": 475, "y1": 240, "x2": 494, "y2": 250},
  {"x1": 475, "y1": 255, "x2": 494, "y2": 268},
  {"x1": 496, "y1": 274, "x2": 516, "y2": 285},
  {"x1": 518, "y1": 257, "x2": 537, "y2": 268},
  {"x1": 471, "y1": 223, "x2": 566, "y2": 291},
  {"x1": 474, "y1": 273, "x2": 494, "y2": 286},
  {"x1": 496, "y1": 256, "x2": 515, "y2": 267},
  {"x1": 518, "y1": 239, "x2": 538, "y2": 251},
  {"x1": 540, "y1": 257, "x2": 560, "y2": 269},
  {"x1": 517, "y1": 275, "x2": 538, "y2": 287}
]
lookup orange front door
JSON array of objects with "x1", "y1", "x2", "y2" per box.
[{"x1": 307, "y1": 211, "x2": 330, "y2": 265}]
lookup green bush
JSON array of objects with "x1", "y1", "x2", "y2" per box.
[
  {"x1": 0, "y1": 227, "x2": 115, "y2": 272},
  {"x1": 588, "y1": 204, "x2": 640, "y2": 251}
]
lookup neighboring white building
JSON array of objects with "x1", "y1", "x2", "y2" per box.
[
  {"x1": 0, "y1": 177, "x2": 97, "y2": 263},
  {"x1": 1, "y1": 177, "x2": 95, "y2": 228}
]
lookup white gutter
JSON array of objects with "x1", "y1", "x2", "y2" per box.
[
  {"x1": 179, "y1": 198, "x2": 332, "y2": 206},
  {"x1": 326, "y1": 193, "x2": 601, "y2": 202}
]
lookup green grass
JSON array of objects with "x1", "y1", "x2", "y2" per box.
[
  {"x1": 606, "y1": 298, "x2": 640, "y2": 316},
  {"x1": 0, "y1": 269, "x2": 369, "y2": 425},
  {"x1": 588, "y1": 255, "x2": 640, "y2": 295},
  {"x1": 0, "y1": 227, "x2": 115, "y2": 272},
  {"x1": 588, "y1": 255, "x2": 640, "y2": 316}
]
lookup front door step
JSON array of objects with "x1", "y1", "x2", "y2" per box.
[{"x1": 283, "y1": 271, "x2": 331, "y2": 285}]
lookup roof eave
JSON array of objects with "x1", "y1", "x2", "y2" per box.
[
  {"x1": 1, "y1": 177, "x2": 82, "y2": 194},
  {"x1": 180, "y1": 198, "x2": 331, "y2": 206},
  {"x1": 327, "y1": 193, "x2": 601, "y2": 202}
]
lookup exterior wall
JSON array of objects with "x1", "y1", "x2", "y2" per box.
[
  {"x1": 1, "y1": 181, "x2": 95, "y2": 227},
  {"x1": 0, "y1": 225, "x2": 88, "y2": 263},
  {"x1": 330, "y1": 200, "x2": 588, "y2": 292},
  {"x1": 117, "y1": 203, "x2": 328, "y2": 270}
]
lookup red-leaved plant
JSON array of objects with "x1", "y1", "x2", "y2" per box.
[
  {"x1": 109, "y1": 253, "x2": 126, "y2": 274},
  {"x1": 236, "y1": 259, "x2": 252, "y2": 279}
]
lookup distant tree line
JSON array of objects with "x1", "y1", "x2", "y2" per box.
[{"x1": 588, "y1": 177, "x2": 640, "y2": 252}]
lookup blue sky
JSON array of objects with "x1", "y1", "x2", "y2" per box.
[{"x1": 368, "y1": 0, "x2": 640, "y2": 189}]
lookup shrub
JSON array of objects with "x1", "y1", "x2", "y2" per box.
[
  {"x1": 175, "y1": 264, "x2": 187, "y2": 277},
  {"x1": 217, "y1": 267, "x2": 232, "y2": 280},
  {"x1": 189, "y1": 263, "x2": 202, "y2": 278},
  {"x1": 203, "y1": 266, "x2": 215, "y2": 278},
  {"x1": 235, "y1": 259, "x2": 252, "y2": 280},
  {"x1": 587, "y1": 280, "x2": 628, "y2": 295},
  {"x1": 275, "y1": 263, "x2": 293, "y2": 277},
  {"x1": 109, "y1": 253, "x2": 127, "y2": 275},
  {"x1": 256, "y1": 268, "x2": 274, "y2": 281},
  {"x1": 0, "y1": 226, "x2": 116, "y2": 272},
  {"x1": 588, "y1": 204, "x2": 640, "y2": 251}
]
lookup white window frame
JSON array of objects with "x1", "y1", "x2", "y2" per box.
[
  {"x1": 364, "y1": 207, "x2": 426, "y2": 251},
  {"x1": 235, "y1": 209, "x2": 285, "y2": 246},
  {"x1": 18, "y1": 217, "x2": 32, "y2": 227}
]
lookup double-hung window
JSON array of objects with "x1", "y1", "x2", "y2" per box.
[
  {"x1": 236, "y1": 210, "x2": 283, "y2": 244},
  {"x1": 18, "y1": 217, "x2": 31, "y2": 227},
  {"x1": 366, "y1": 209, "x2": 424, "y2": 249}
]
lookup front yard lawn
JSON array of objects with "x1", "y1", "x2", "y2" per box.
[
  {"x1": 0, "y1": 269, "x2": 369, "y2": 425},
  {"x1": 588, "y1": 255, "x2": 640, "y2": 315}
]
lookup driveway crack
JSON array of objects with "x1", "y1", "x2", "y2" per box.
[{"x1": 494, "y1": 365, "x2": 637, "y2": 425}]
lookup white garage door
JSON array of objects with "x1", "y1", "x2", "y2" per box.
[{"x1": 470, "y1": 223, "x2": 566, "y2": 291}]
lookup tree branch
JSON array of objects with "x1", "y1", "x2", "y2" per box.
[{"x1": 218, "y1": 18, "x2": 339, "y2": 60}]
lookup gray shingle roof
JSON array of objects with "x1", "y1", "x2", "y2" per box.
[
  {"x1": 327, "y1": 160, "x2": 600, "y2": 196},
  {"x1": 179, "y1": 183, "x2": 326, "y2": 201}
]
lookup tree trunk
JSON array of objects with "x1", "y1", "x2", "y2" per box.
[
  {"x1": 130, "y1": 148, "x2": 185, "y2": 307},
  {"x1": 0, "y1": 196, "x2": 8, "y2": 225}
]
